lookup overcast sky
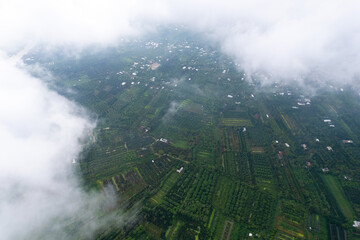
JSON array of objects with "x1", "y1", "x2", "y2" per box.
[{"x1": 1, "y1": 0, "x2": 360, "y2": 239}]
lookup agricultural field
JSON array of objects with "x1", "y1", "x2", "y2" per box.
[{"x1": 24, "y1": 27, "x2": 360, "y2": 239}]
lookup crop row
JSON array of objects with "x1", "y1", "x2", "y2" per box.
[
  {"x1": 137, "y1": 156, "x2": 175, "y2": 185},
  {"x1": 252, "y1": 153, "x2": 273, "y2": 180}
]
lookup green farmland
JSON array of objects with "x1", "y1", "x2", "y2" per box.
[{"x1": 24, "y1": 27, "x2": 360, "y2": 239}]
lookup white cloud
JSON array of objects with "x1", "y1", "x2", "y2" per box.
[
  {"x1": 0, "y1": 55, "x2": 127, "y2": 239},
  {"x1": 164, "y1": 0, "x2": 360, "y2": 85},
  {"x1": 0, "y1": 0, "x2": 169, "y2": 50},
  {"x1": 162, "y1": 101, "x2": 181, "y2": 123},
  {"x1": 3, "y1": 0, "x2": 360, "y2": 85}
]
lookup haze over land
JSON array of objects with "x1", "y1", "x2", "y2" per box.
[
  {"x1": 2, "y1": 0, "x2": 360, "y2": 239},
  {"x1": 2, "y1": 0, "x2": 360, "y2": 85}
]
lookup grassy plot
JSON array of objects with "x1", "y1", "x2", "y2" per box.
[
  {"x1": 207, "y1": 209, "x2": 216, "y2": 229},
  {"x1": 251, "y1": 146, "x2": 264, "y2": 153},
  {"x1": 165, "y1": 221, "x2": 183, "y2": 240},
  {"x1": 144, "y1": 222, "x2": 163, "y2": 239},
  {"x1": 151, "y1": 171, "x2": 181, "y2": 205},
  {"x1": 171, "y1": 140, "x2": 189, "y2": 149},
  {"x1": 274, "y1": 232, "x2": 302, "y2": 240},
  {"x1": 213, "y1": 176, "x2": 233, "y2": 210},
  {"x1": 183, "y1": 102, "x2": 203, "y2": 114},
  {"x1": 221, "y1": 118, "x2": 252, "y2": 127},
  {"x1": 275, "y1": 217, "x2": 305, "y2": 239},
  {"x1": 281, "y1": 114, "x2": 296, "y2": 131},
  {"x1": 213, "y1": 213, "x2": 228, "y2": 240},
  {"x1": 321, "y1": 174, "x2": 355, "y2": 222},
  {"x1": 196, "y1": 151, "x2": 213, "y2": 161},
  {"x1": 223, "y1": 152, "x2": 238, "y2": 177},
  {"x1": 339, "y1": 119, "x2": 359, "y2": 142}
]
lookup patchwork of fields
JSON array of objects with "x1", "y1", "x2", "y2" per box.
[{"x1": 27, "y1": 28, "x2": 360, "y2": 239}]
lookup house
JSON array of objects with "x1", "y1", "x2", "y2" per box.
[
  {"x1": 344, "y1": 175, "x2": 351, "y2": 181},
  {"x1": 177, "y1": 167, "x2": 184, "y2": 173},
  {"x1": 353, "y1": 221, "x2": 360, "y2": 227}
]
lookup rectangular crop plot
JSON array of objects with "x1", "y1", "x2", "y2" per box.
[
  {"x1": 101, "y1": 169, "x2": 146, "y2": 199},
  {"x1": 151, "y1": 171, "x2": 181, "y2": 205},
  {"x1": 252, "y1": 153, "x2": 273, "y2": 181},
  {"x1": 221, "y1": 118, "x2": 252, "y2": 127},
  {"x1": 321, "y1": 174, "x2": 355, "y2": 221}
]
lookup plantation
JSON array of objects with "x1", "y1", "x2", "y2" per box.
[{"x1": 25, "y1": 28, "x2": 360, "y2": 239}]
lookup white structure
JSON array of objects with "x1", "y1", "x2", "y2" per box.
[
  {"x1": 353, "y1": 221, "x2": 360, "y2": 227},
  {"x1": 177, "y1": 167, "x2": 184, "y2": 173}
]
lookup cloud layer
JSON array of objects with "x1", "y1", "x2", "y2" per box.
[
  {"x1": 2, "y1": 0, "x2": 360, "y2": 85},
  {"x1": 166, "y1": 0, "x2": 360, "y2": 85},
  {"x1": 0, "y1": 55, "x2": 114, "y2": 239}
]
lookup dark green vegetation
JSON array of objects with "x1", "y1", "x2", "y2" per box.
[{"x1": 26, "y1": 28, "x2": 360, "y2": 239}]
